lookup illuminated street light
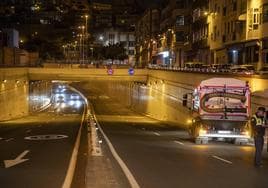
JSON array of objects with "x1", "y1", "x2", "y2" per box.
[{"x1": 99, "y1": 35, "x2": 104, "y2": 41}]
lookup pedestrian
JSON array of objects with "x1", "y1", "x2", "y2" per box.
[{"x1": 251, "y1": 106, "x2": 266, "y2": 167}]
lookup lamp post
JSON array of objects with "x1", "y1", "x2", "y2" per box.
[
  {"x1": 78, "y1": 34, "x2": 82, "y2": 65},
  {"x1": 81, "y1": 26, "x2": 85, "y2": 65},
  {"x1": 85, "y1": 15, "x2": 88, "y2": 64}
]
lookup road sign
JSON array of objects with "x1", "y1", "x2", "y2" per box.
[
  {"x1": 107, "y1": 68, "x2": 114, "y2": 75},
  {"x1": 128, "y1": 67, "x2": 135, "y2": 75}
]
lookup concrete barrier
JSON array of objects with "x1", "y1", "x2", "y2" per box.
[{"x1": 0, "y1": 68, "x2": 29, "y2": 121}]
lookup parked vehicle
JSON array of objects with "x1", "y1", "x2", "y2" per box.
[
  {"x1": 211, "y1": 64, "x2": 231, "y2": 73},
  {"x1": 230, "y1": 66, "x2": 253, "y2": 75},
  {"x1": 184, "y1": 62, "x2": 204, "y2": 71},
  {"x1": 183, "y1": 78, "x2": 251, "y2": 144},
  {"x1": 240, "y1": 65, "x2": 255, "y2": 74}
]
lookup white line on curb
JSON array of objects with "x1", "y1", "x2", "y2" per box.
[
  {"x1": 212, "y1": 155, "x2": 232, "y2": 164},
  {"x1": 174, "y1": 140, "x2": 184, "y2": 145},
  {"x1": 91, "y1": 108, "x2": 140, "y2": 188}
]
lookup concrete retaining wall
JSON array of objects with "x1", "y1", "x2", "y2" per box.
[
  {"x1": 0, "y1": 68, "x2": 29, "y2": 121},
  {"x1": 83, "y1": 71, "x2": 268, "y2": 128},
  {"x1": 0, "y1": 68, "x2": 52, "y2": 121}
]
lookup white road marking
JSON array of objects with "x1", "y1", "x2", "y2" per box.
[
  {"x1": 62, "y1": 87, "x2": 87, "y2": 188},
  {"x1": 174, "y1": 140, "x2": 184, "y2": 145},
  {"x1": 6, "y1": 138, "x2": 14, "y2": 142},
  {"x1": 26, "y1": 129, "x2": 32, "y2": 133},
  {"x1": 24, "y1": 135, "x2": 68, "y2": 140},
  {"x1": 153, "y1": 132, "x2": 160, "y2": 136},
  {"x1": 4, "y1": 150, "x2": 30, "y2": 168},
  {"x1": 0, "y1": 137, "x2": 3, "y2": 140},
  {"x1": 91, "y1": 106, "x2": 140, "y2": 188},
  {"x1": 212, "y1": 155, "x2": 232, "y2": 164}
]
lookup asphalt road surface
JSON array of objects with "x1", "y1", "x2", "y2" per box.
[
  {"x1": 78, "y1": 82, "x2": 268, "y2": 188},
  {"x1": 0, "y1": 84, "x2": 85, "y2": 188}
]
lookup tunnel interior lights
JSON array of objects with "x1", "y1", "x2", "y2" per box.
[
  {"x1": 2, "y1": 79, "x2": 7, "y2": 83},
  {"x1": 16, "y1": 80, "x2": 20, "y2": 84}
]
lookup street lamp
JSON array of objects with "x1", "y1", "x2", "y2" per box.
[
  {"x1": 85, "y1": 15, "x2": 89, "y2": 63},
  {"x1": 81, "y1": 26, "x2": 85, "y2": 65}
]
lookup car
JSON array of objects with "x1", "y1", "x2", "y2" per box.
[
  {"x1": 230, "y1": 66, "x2": 253, "y2": 75},
  {"x1": 184, "y1": 62, "x2": 204, "y2": 71},
  {"x1": 200, "y1": 65, "x2": 211, "y2": 72},
  {"x1": 258, "y1": 66, "x2": 268, "y2": 75},
  {"x1": 70, "y1": 94, "x2": 80, "y2": 100},
  {"x1": 240, "y1": 65, "x2": 255, "y2": 74}
]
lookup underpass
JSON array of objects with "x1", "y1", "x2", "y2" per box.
[{"x1": 1, "y1": 68, "x2": 268, "y2": 187}]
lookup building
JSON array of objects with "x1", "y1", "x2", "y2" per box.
[
  {"x1": 208, "y1": 0, "x2": 268, "y2": 69},
  {"x1": 135, "y1": 8, "x2": 161, "y2": 67},
  {"x1": 2, "y1": 29, "x2": 19, "y2": 48},
  {"x1": 135, "y1": 0, "x2": 192, "y2": 67},
  {"x1": 135, "y1": 0, "x2": 268, "y2": 69},
  {"x1": 157, "y1": 0, "x2": 192, "y2": 67},
  {"x1": 191, "y1": 0, "x2": 210, "y2": 63},
  {"x1": 90, "y1": 0, "x2": 141, "y2": 65},
  {"x1": 97, "y1": 28, "x2": 136, "y2": 65}
]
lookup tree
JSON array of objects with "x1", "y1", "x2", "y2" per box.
[{"x1": 103, "y1": 43, "x2": 127, "y2": 64}]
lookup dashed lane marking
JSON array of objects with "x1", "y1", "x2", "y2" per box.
[
  {"x1": 26, "y1": 129, "x2": 32, "y2": 133},
  {"x1": 153, "y1": 132, "x2": 160, "y2": 136},
  {"x1": 6, "y1": 138, "x2": 14, "y2": 142},
  {"x1": 174, "y1": 140, "x2": 184, "y2": 145},
  {"x1": 212, "y1": 155, "x2": 232, "y2": 164}
]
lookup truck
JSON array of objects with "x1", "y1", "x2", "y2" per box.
[{"x1": 183, "y1": 78, "x2": 251, "y2": 144}]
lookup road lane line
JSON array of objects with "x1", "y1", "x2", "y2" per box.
[
  {"x1": 62, "y1": 87, "x2": 87, "y2": 188},
  {"x1": 6, "y1": 138, "x2": 14, "y2": 142},
  {"x1": 153, "y1": 132, "x2": 160, "y2": 136},
  {"x1": 90, "y1": 105, "x2": 140, "y2": 188},
  {"x1": 26, "y1": 129, "x2": 32, "y2": 133},
  {"x1": 174, "y1": 140, "x2": 184, "y2": 145},
  {"x1": 212, "y1": 155, "x2": 232, "y2": 164}
]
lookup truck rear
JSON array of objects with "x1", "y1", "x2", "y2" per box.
[{"x1": 185, "y1": 78, "x2": 251, "y2": 144}]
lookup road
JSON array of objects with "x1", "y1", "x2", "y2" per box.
[
  {"x1": 78, "y1": 82, "x2": 268, "y2": 188},
  {"x1": 0, "y1": 84, "x2": 86, "y2": 188}
]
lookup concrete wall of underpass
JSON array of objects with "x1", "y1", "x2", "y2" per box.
[
  {"x1": 0, "y1": 68, "x2": 29, "y2": 121},
  {"x1": 0, "y1": 68, "x2": 52, "y2": 121},
  {"x1": 79, "y1": 71, "x2": 268, "y2": 129}
]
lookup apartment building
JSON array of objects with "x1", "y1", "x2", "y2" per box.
[
  {"x1": 191, "y1": 0, "x2": 210, "y2": 63},
  {"x1": 158, "y1": 0, "x2": 192, "y2": 67},
  {"x1": 208, "y1": 0, "x2": 268, "y2": 69},
  {"x1": 135, "y1": 8, "x2": 161, "y2": 67}
]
